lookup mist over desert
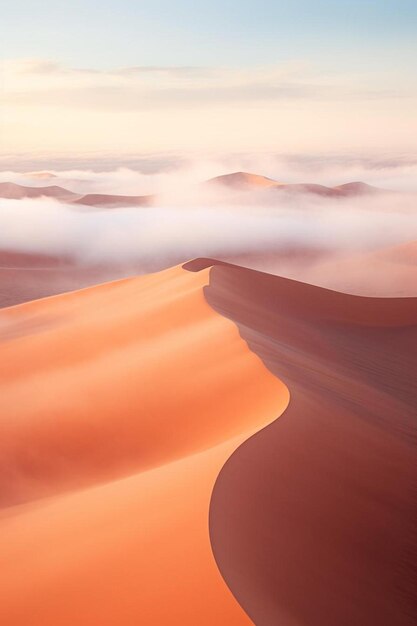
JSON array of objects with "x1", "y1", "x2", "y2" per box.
[{"x1": 2, "y1": 1, "x2": 417, "y2": 625}]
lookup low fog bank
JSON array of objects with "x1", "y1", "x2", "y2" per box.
[
  {"x1": 0, "y1": 156, "x2": 416, "y2": 303},
  {"x1": 1, "y1": 193, "x2": 416, "y2": 268}
]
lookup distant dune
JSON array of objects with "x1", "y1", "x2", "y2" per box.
[
  {"x1": 0, "y1": 172, "x2": 388, "y2": 208},
  {"x1": 73, "y1": 192, "x2": 154, "y2": 208},
  {"x1": 0, "y1": 250, "x2": 121, "y2": 308},
  {"x1": 207, "y1": 171, "x2": 279, "y2": 189},
  {"x1": 0, "y1": 182, "x2": 79, "y2": 201},
  {"x1": 376, "y1": 239, "x2": 417, "y2": 265},
  {"x1": 208, "y1": 171, "x2": 385, "y2": 197},
  {"x1": 0, "y1": 182, "x2": 153, "y2": 209},
  {"x1": 301, "y1": 240, "x2": 417, "y2": 296},
  {"x1": 1, "y1": 259, "x2": 415, "y2": 625}
]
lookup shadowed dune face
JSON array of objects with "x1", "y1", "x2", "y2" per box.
[
  {"x1": 0, "y1": 264, "x2": 289, "y2": 626},
  {"x1": 183, "y1": 259, "x2": 417, "y2": 626}
]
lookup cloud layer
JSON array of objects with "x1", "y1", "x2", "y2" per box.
[{"x1": 0, "y1": 191, "x2": 416, "y2": 268}]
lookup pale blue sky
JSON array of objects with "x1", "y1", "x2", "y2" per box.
[
  {"x1": 2, "y1": 0, "x2": 417, "y2": 70},
  {"x1": 2, "y1": 1, "x2": 416, "y2": 155}
]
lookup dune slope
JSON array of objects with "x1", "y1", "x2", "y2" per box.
[
  {"x1": 0, "y1": 264, "x2": 288, "y2": 625},
  {"x1": 2, "y1": 258, "x2": 415, "y2": 626},
  {"x1": 183, "y1": 259, "x2": 417, "y2": 626}
]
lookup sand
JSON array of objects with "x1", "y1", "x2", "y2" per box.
[
  {"x1": 184, "y1": 259, "x2": 417, "y2": 626},
  {"x1": 1, "y1": 257, "x2": 415, "y2": 625},
  {"x1": 0, "y1": 264, "x2": 288, "y2": 625}
]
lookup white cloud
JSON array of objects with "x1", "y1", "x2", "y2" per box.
[{"x1": 0, "y1": 189, "x2": 415, "y2": 267}]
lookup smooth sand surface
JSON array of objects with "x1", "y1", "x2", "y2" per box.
[
  {"x1": 184, "y1": 259, "x2": 417, "y2": 626},
  {"x1": 0, "y1": 264, "x2": 288, "y2": 625}
]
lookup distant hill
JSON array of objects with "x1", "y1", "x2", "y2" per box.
[
  {"x1": 0, "y1": 182, "x2": 79, "y2": 201},
  {"x1": 207, "y1": 171, "x2": 385, "y2": 197}
]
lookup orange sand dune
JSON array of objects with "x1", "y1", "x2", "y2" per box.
[
  {"x1": 2, "y1": 258, "x2": 415, "y2": 626},
  {"x1": 0, "y1": 264, "x2": 288, "y2": 625}
]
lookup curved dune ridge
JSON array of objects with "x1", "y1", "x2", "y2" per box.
[
  {"x1": 183, "y1": 259, "x2": 417, "y2": 626},
  {"x1": 0, "y1": 263, "x2": 288, "y2": 625},
  {"x1": 1, "y1": 259, "x2": 416, "y2": 625}
]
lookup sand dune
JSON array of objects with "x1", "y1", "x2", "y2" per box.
[
  {"x1": 376, "y1": 239, "x2": 417, "y2": 265},
  {"x1": 0, "y1": 183, "x2": 152, "y2": 208},
  {"x1": 0, "y1": 250, "x2": 124, "y2": 309},
  {"x1": 1, "y1": 238, "x2": 415, "y2": 312},
  {"x1": 301, "y1": 241, "x2": 417, "y2": 296},
  {"x1": 184, "y1": 259, "x2": 417, "y2": 626},
  {"x1": 73, "y1": 192, "x2": 154, "y2": 208},
  {"x1": 208, "y1": 171, "x2": 385, "y2": 197},
  {"x1": 0, "y1": 181, "x2": 79, "y2": 201},
  {"x1": 0, "y1": 264, "x2": 288, "y2": 625},
  {"x1": 333, "y1": 181, "x2": 380, "y2": 195},
  {"x1": 207, "y1": 171, "x2": 279, "y2": 189},
  {"x1": 0, "y1": 172, "x2": 387, "y2": 208},
  {"x1": 1, "y1": 259, "x2": 415, "y2": 625}
]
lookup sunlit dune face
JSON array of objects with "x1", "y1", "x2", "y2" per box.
[
  {"x1": 0, "y1": 265, "x2": 288, "y2": 506},
  {"x1": 0, "y1": 263, "x2": 289, "y2": 625}
]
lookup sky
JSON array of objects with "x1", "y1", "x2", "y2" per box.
[{"x1": 1, "y1": 0, "x2": 417, "y2": 157}]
